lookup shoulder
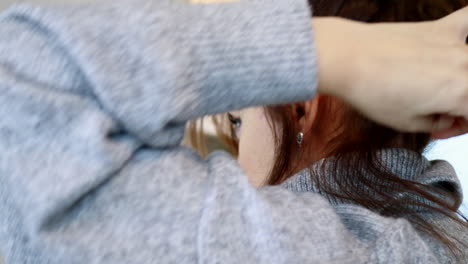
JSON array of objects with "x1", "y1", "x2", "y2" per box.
[{"x1": 335, "y1": 204, "x2": 466, "y2": 263}]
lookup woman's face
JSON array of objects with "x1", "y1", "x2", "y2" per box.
[
  {"x1": 228, "y1": 98, "x2": 330, "y2": 187},
  {"x1": 228, "y1": 107, "x2": 276, "y2": 187}
]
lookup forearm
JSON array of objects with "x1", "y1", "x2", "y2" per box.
[{"x1": 15, "y1": 0, "x2": 317, "y2": 148}]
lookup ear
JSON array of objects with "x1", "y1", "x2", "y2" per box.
[{"x1": 294, "y1": 96, "x2": 321, "y2": 135}]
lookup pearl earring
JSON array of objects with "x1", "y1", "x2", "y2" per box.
[{"x1": 296, "y1": 132, "x2": 304, "y2": 146}]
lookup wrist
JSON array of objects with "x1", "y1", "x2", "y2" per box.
[{"x1": 312, "y1": 17, "x2": 362, "y2": 99}]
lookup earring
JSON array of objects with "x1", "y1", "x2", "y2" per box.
[{"x1": 296, "y1": 132, "x2": 304, "y2": 146}]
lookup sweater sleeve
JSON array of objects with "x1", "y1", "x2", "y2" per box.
[
  {"x1": 11, "y1": 0, "x2": 318, "y2": 149},
  {"x1": 0, "y1": 1, "x2": 441, "y2": 263}
]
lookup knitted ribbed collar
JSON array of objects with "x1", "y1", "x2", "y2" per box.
[{"x1": 280, "y1": 148, "x2": 463, "y2": 208}]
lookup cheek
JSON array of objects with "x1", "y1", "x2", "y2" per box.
[{"x1": 237, "y1": 108, "x2": 276, "y2": 185}]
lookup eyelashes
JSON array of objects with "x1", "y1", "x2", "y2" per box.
[
  {"x1": 228, "y1": 113, "x2": 242, "y2": 128},
  {"x1": 227, "y1": 113, "x2": 242, "y2": 139}
]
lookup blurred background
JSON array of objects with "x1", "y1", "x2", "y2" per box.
[{"x1": 426, "y1": 135, "x2": 468, "y2": 215}]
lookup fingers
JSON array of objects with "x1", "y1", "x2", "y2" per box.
[{"x1": 431, "y1": 117, "x2": 468, "y2": 139}]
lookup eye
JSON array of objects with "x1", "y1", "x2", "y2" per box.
[
  {"x1": 228, "y1": 113, "x2": 242, "y2": 129},
  {"x1": 227, "y1": 113, "x2": 242, "y2": 138}
]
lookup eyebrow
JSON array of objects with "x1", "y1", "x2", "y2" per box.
[{"x1": 227, "y1": 111, "x2": 240, "y2": 118}]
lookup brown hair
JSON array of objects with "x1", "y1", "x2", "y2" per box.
[{"x1": 187, "y1": 0, "x2": 468, "y2": 258}]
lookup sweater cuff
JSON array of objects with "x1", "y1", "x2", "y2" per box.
[{"x1": 182, "y1": 0, "x2": 319, "y2": 114}]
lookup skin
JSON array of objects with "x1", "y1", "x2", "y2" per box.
[
  {"x1": 192, "y1": 1, "x2": 468, "y2": 138},
  {"x1": 313, "y1": 14, "x2": 468, "y2": 137},
  {"x1": 229, "y1": 107, "x2": 276, "y2": 187},
  {"x1": 230, "y1": 8, "x2": 468, "y2": 186},
  {"x1": 230, "y1": 99, "x2": 324, "y2": 187}
]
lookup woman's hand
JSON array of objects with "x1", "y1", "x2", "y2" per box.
[{"x1": 313, "y1": 6, "x2": 468, "y2": 139}]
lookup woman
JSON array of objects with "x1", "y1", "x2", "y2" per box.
[
  {"x1": 1, "y1": 0, "x2": 468, "y2": 263},
  {"x1": 189, "y1": 1, "x2": 468, "y2": 261}
]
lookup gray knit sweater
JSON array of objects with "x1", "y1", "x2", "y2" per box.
[{"x1": 0, "y1": 0, "x2": 466, "y2": 263}]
